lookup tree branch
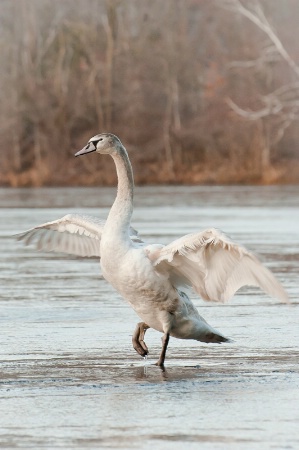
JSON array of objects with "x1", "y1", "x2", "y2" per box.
[{"x1": 224, "y1": 0, "x2": 299, "y2": 77}]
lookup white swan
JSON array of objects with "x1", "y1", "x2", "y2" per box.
[{"x1": 16, "y1": 133, "x2": 288, "y2": 367}]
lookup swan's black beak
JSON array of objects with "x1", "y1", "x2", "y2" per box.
[{"x1": 75, "y1": 142, "x2": 96, "y2": 157}]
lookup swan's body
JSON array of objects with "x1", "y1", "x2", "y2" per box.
[{"x1": 16, "y1": 133, "x2": 288, "y2": 367}]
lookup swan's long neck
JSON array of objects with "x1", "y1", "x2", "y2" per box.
[{"x1": 105, "y1": 146, "x2": 134, "y2": 238}]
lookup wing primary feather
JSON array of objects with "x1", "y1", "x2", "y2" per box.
[
  {"x1": 15, "y1": 214, "x2": 141, "y2": 259},
  {"x1": 146, "y1": 228, "x2": 288, "y2": 304}
]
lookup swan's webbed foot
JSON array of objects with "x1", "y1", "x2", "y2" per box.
[
  {"x1": 155, "y1": 332, "x2": 170, "y2": 368},
  {"x1": 132, "y1": 322, "x2": 150, "y2": 357}
]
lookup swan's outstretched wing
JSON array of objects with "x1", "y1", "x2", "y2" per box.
[
  {"x1": 15, "y1": 213, "x2": 142, "y2": 258},
  {"x1": 145, "y1": 228, "x2": 288, "y2": 303}
]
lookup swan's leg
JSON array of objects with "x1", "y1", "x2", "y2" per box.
[
  {"x1": 132, "y1": 322, "x2": 150, "y2": 357},
  {"x1": 155, "y1": 333, "x2": 170, "y2": 368}
]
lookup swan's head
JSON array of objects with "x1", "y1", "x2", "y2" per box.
[{"x1": 75, "y1": 133, "x2": 122, "y2": 157}]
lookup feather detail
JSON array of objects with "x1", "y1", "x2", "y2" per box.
[
  {"x1": 145, "y1": 228, "x2": 288, "y2": 304},
  {"x1": 15, "y1": 213, "x2": 142, "y2": 258}
]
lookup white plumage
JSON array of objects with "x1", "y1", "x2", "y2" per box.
[
  {"x1": 146, "y1": 228, "x2": 288, "y2": 303},
  {"x1": 16, "y1": 133, "x2": 288, "y2": 367},
  {"x1": 16, "y1": 213, "x2": 141, "y2": 257}
]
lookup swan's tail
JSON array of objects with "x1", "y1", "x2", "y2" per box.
[
  {"x1": 170, "y1": 315, "x2": 231, "y2": 343},
  {"x1": 193, "y1": 318, "x2": 230, "y2": 344},
  {"x1": 198, "y1": 330, "x2": 230, "y2": 344}
]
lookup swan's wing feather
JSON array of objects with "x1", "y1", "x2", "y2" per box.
[
  {"x1": 15, "y1": 214, "x2": 104, "y2": 257},
  {"x1": 16, "y1": 213, "x2": 143, "y2": 257},
  {"x1": 145, "y1": 228, "x2": 288, "y2": 303},
  {"x1": 221, "y1": 253, "x2": 288, "y2": 302}
]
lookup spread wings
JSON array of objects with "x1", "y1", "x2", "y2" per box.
[
  {"x1": 15, "y1": 213, "x2": 141, "y2": 258},
  {"x1": 145, "y1": 228, "x2": 288, "y2": 303}
]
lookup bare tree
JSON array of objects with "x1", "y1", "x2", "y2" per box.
[
  {"x1": 223, "y1": 0, "x2": 299, "y2": 172},
  {"x1": 0, "y1": 0, "x2": 298, "y2": 186}
]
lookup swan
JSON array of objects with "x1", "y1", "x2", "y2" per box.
[{"x1": 16, "y1": 133, "x2": 288, "y2": 367}]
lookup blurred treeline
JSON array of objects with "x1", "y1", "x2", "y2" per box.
[{"x1": 0, "y1": 0, "x2": 299, "y2": 186}]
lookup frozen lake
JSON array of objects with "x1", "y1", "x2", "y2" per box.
[{"x1": 0, "y1": 186, "x2": 298, "y2": 449}]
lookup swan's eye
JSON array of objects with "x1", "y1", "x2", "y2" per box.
[{"x1": 90, "y1": 138, "x2": 103, "y2": 147}]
